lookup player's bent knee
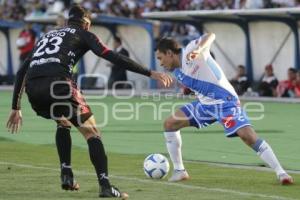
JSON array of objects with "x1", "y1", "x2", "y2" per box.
[
  {"x1": 164, "y1": 118, "x2": 178, "y2": 131},
  {"x1": 237, "y1": 126, "x2": 257, "y2": 146},
  {"x1": 78, "y1": 125, "x2": 100, "y2": 139},
  {"x1": 76, "y1": 115, "x2": 102, "y2": 140},
  {"x1": 83, "y1": 132, "x2": 100, "y2": 140},
  {"x1": 69, "y1": 112, "x2": 93, "y2": 127}
]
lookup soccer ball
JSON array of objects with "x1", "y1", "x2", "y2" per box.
[{"x1": 143, "y1": 153, "x2": 170, "y2": 179}]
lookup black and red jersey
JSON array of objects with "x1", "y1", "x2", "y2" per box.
[
  {"x1": 28, "y1": 25, "x2": 111, "y2": 79},
  {"x1": 12, "y1": 24, "x2": 151, "y2": 109}
]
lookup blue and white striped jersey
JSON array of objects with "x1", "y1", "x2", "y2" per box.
[{"x1": 173, "y1": 37, "x2": 238, "y2": 105}]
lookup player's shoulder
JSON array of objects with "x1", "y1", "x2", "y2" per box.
[{"x1": 78, "y1": 29, "x2": 98, "y2": 41}]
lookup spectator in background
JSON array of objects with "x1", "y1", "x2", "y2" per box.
[
  {"x1": 0, "y1": 4, "x2": 4, "y2": 19},
  {"x1": 39, "y1": 15, "x2": 65, "y2": 39},
  {"x1": 202, "y1": 0, "x2": 223, "y2": 10},
  {"x1": 55, "y1": 14, "x2": 65, "y2": 28},
  {"x1": 294, "y1": 71, "x2": 300, "y2": 97},
  {"x1": 16, "y1": 22, "x2": 36, "y2": 65},
  {"x1": 108, "y1": 36, "x2": 130, "y2": 89},
  {"x1": 234, "y1": 0, "x2": 264, "y2": 9},
  {"x1": 258, "y1": 64, "x2": 278, "y2": 97},
  {"x1": 269, "y1": 0, "x2": 296, "y2": 7},
  {"x1": 39, "y1": 25, "x2": 48, "y2": 38},
  {"x1": 0, "y1": 0, "x2": 26, "y2": 20},
  {"x1": 230, "y1": 65, "x2": 250, "y2": 95},
  {"x1": 222, "y1": 0, "x2": 235, "y2": 9},
  {"x1": 276, "y1": 68, "x2": 297, "y2": 97},
  {"x1": 1, "y1": 0, "x2": 300, "y2": 22}
]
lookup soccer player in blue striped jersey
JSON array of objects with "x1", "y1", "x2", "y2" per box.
[{"x1": 155, "y1": 33, "x2": 293, "y2": 185}]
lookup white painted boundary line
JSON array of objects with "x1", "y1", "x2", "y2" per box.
[
  {"x1": 185, "y1": 160, "x2": 300, "y2": 174},
  {"x1": 0, "y1": 161, "x2": 297, "y2": 200},
  {"x1": 2, "y1": 86, "x2": 300, "y2": 104}
]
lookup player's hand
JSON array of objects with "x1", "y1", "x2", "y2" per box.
[
  {"x1": 6, "y1": 109, "x2": 23, "y2": 134},
  {"x1": 150, "y1": 71, "x2": 173, "y2": 88}
]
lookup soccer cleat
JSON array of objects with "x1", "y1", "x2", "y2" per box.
[
  {"x1": 99, "y1": 185, "x2": 129, "y2": 199},
  {"x1": 278, "y1": 173, "x2": 294, "y2": 185},
  {"x1": 168, "y1": 169, "x2": 190, "y2": 182},
  {"x1": 61, "y1": 174, "x2": 80, "y2": 191}
]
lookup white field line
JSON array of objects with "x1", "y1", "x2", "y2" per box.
[
  {"x1": 0, "y1": 161, "x2": 298, "y2": 200},
  {"x1": 185, "y1": 160, "x2": 300, "y2": 174},
  {"x1": 2, "y1": 86, "x2": 300, "y2": 103}
]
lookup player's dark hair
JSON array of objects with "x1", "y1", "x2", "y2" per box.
[
  {"x1": 68, "y1": 4, "x2": 91, "y2": 26},
  {"x1": 156, "y1": 37, "x2": 181, "y2": 54},
  {"x1": 288, "y1": 67, "x2": 297, "y2": 73},
  {"x1": 238, "y1": 65, "x2": 245, "y2": 70}
]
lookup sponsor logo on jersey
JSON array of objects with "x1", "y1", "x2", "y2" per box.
[
  {"x1": 30, "y1": 57, "x2": 61, "y2": 67},
  {"x1": 177, "y1": 73, "x2": 184, "y2": 81},
  {"x1": 191, "y1": 64, "x2": 200, "y2": 75},
  {"x1": 222, "y1": 115, "x2": 236, "y2": 129},
  {"x1": 186, "y1": 52, "x2": 198, "y2": 62}
]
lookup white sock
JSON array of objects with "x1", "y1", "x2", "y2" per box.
[
  {"x1": 164, "y1": 131, "x2": 185, "y2": 170},
  {"x1": 254, "y1": 140, "x2": 286, "y2": 176}
]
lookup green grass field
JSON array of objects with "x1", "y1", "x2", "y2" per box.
[{"x1": 1, "y1": 91, "x2": 300, "y2": 200}]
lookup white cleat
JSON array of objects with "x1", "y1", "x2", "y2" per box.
[
  {"x1": 168, "y1": 169, "x2": 190, "y2": 182},
  {"x1": 277, "y1": 173, "x2": 294, "y2": 185}
]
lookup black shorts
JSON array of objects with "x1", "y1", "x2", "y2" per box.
[{"x1": 25, "y1": 76, "x2": 92, "y2": 126}]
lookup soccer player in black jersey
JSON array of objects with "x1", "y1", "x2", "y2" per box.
[{"x1": 6, "y1": 4, "x2": 172, "y2": 199}]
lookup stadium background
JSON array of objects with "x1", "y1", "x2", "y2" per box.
[{"x1": 1, "y1": 0, "x2": 300, "y2": 88}]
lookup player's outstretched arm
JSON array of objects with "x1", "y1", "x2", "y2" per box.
[
  {"x1": 188, "y1": 32, "x2": 215, "y2": 60},
  {"x1": 105, "y1": 52, "x2": 173, "y2": 87},
  {"x1": 84, "y1": 32, "x2": 173, "y2": 87},
  {"x1": 196, "y1": 32, "x2": 215, "y2": 52},
  {"x1": 150, "y1": 71, "x2": 173, "y2": 88},
  {"x1": 8, "y1": 55, "x2": 30, "y2": 133},
  {"x1": 11, "y1": 55, "x2": 30, "y2": 111}
]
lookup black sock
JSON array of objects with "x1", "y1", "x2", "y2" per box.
[
  {"x1": 87, "y1": 136, "x2": 110, "y2": 189},
  {"x1": 56, "y1": 125, "x2": 73, "y2": 176}
]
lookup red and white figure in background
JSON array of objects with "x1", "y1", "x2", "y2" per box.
[{"x1": 16, "y1": 22, "x2": 36, "y2": 64}]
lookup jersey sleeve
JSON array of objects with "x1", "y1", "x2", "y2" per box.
[
  {"x1": 83, "y1": 31, "x2": 151, "y2": 77},
  {"x1": 187, "y1": 36, "x2": 212, "y2": 60},
  {"x1": 185, "y1": 38, "x2": 201, "y2": 52},
  {"x1": 12, "y1": 55, "x2": 31, "y2": 109},
  {"x1": 81, "y1": 31, "x2": 111, "y2": 57}
]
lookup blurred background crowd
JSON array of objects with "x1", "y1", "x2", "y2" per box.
[
  {"x1": 1, "y1": 0, "x2": 300, "y2": 45},
  {"x1": 1, "y1": 0, "x2": 300, "y2": 98},
  {"x1": 1, "y1": 0, "x2": 300, "y2": 21}
]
